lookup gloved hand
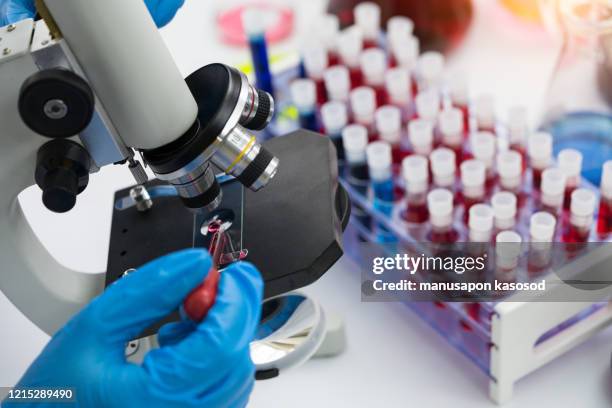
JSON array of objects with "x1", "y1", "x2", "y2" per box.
[
  {"x1": 0, "y1": 0, "x2": 185, "y2": 27},
  {"x1": 3, "y1": 249, "x2": 263, "y2": 408}
]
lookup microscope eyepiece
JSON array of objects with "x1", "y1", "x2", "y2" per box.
[{"x1": 141, "y1": 63, "x2": 279, "y2": 212}]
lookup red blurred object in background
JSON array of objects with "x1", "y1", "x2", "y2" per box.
[{"x1": 328, "y1": 0, "x2": 473, "y2": 53}]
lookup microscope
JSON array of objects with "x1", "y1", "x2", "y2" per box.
[{"x1": 0, "y1": 0, "x2": 348, "y2": 378}]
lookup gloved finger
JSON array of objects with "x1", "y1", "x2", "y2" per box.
[
  {"x1": 78, "y1": 249, "x2": 212, "y2": 345},
  {"x1": 157, "y1": 320, "x2": 193, "y2": 347},
  {"x1": 144, "y1": 0, "x2": 185, "y2": 28},
  {"x1": 0, "y1": 0, "x2": 36, "y2": 25},
  {"x1": 141, "y1": 262, "x2": 263, "y2": 389}
]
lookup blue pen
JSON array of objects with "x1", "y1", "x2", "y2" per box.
[{"x1": 242, "y1": 9, "x2": 274, "y2": 96}]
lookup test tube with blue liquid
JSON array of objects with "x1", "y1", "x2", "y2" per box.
[
  {"x1": 290, "y1": 79, "x2": 319, "y2": 132},
  {"x1": 366, "y1": 141, "x2": 396, "y2": 242},
  {"x1": 342, "y1": 124, "x2": 371, "y2": 235},
  {"x1": 242, "y1": 8, "x2": 274, "y2": 97},
  {"x1": 321, "y1": 101, "x2": 348, "y2": 160}
]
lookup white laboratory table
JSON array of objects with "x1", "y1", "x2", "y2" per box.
[{"x1": 2, "y1": 1, "x2": 611, "y2": 407}]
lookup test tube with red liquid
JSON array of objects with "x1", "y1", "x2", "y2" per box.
[
  {"x1": 427, "y1": 188, "x2": 458, "y2": 243},
  {"x1": 527, "y1": 131, "x2": 553, "y2": 189},
  {"x1": 507, "y1": 106, "x2": 528, "y2": 164},
  {"x1": 387, "y1": 16, "x2": 414, "y2": 57},
  {"x1": 439, "y1": 108, "x2": 465, "y2": 162},
  {"x1": 290, "y1": 79, "x2": 319, "y2": 132},
  {"x1": 385, "y1": 67, "x2": 412, "y2": 121},
  {"x1": 350, "y1": 86, "x2": 377, "y2": 140},
  {"x1": 415, "y1": 89, "x2": 441, "y2": 124},
  {"x1": 389, "y1": 37, "x2": 420, "y2": 92},
  {"x1": 402, "y1": 155, "x2": 429, "y2": 223},
  {"x1": 497, "y1": 150, "x2": 524, "y2": 205},
  {"x1": 338, "y1": 26, "x2": 364, "y2": 87},
  {"x1": 321, "y1": 101, "x2": 349, "y2": 161},
  {"x1": 416, "y1": 51, "x2": 445, "y2": 93},
  {"x1": 375, "y1": 105, "x2": 406, "y2": 163},
  {"x1": 360, "y1": 48, "x2": 387, "y2": 106},
  {"x1": 461, "y1": 159, "x2": 486, "y2": 222},
  {"x1": 491, "y1": 191, "x2": 517, "y2": 234},
  {"x1": 495, "y1": 230, "x2": 522, "y2": 287},
  {"x1": 557, "y1": 149, "x2": 583, "y2": 210},
  {"x1": 597, "y1": 160, "x2": 612, "y2": 236},
  {"x1": 430, "y1": 148, "x2": 457, "y2": 191},
  {"x1": 448, "y1": 73, "x2": 469, "y2": 133},
  {"x1": 324, "y1": 65, "x2": 351, "y2": 103},
  {"x1": 528, "y1": 212, "x2": 557, "y2": 276},
  {"x1": 302, "y1": 45, "x2": 329, "y2": 105},
  {"x1": 540, "y1": 168, "x2": 567, "y2": 217},
  {"x1": 563, "y1": 188, "x2": 596, "y2": 243},
  {"x1": 470, "y1": 131, "x2": 497, "y2": 188},
  {"x1": 408, "y1": 119, "x2": 434, "y2": 157},
  {"x1": 354, "y1": 2, "x2": 381, "y2": 49},
  {"x1": 469, "y1": 204, "x2": 494, "y2": 243},
  {"x1": 473, "y1": 94, "x2": 496, "y2": 133},
  {"x1": 314, "y1": 14, "x2": 340, "y2": 66}
]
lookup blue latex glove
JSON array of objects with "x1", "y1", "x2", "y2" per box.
[
  {"x1": 3, "y1": 249, "x2": 263, "y2": 408},
  {"x1": 0, "y1": 0, "x2": 185, "y2": 27}
]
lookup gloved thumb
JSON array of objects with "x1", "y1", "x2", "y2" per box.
[{"x1": 74, "y1": 248, "x2": 212, "y2": 346}]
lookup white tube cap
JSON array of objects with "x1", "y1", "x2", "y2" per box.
[
  {"x1": 354, "y1": 2, "x2": 381, "y2": 40},
  {"x1": 430, "y1": 148, "x2": 457, "y2": 183},
  {"x1": 492, "y1": 191, "x2": 517, "y2": 222},
  {"x1": 497, "y1": 150, "x2": 522, "y2": 182},
  {"x1": 415, "y1": 90, "x2": 440, "y2": 122},
  {"x1": 496, "y1": 231, "x2": 522, "y2": 263},
  {"x1": 570, "y1": 188, "x2": 596, "y2": 217},
  {"x1": 417, "y1": 51, "x2": 444, "y2": 90},
  {"x1": 461, "y1": 159, "x2": 486, "y2": 188},
  {"x1": 314, "y1": 14, "x2": 340, "y2": 51},
  {"x1": 338, "y1": 26, "x2": 363, "y2": 67},
  {"x1": 602, "y1": 160, "x2": 612, "y2": 198},
  {"x1": 391, "y1": 36, "x2": 419, "y2": 70},
  {"x1": 408, "y1": 119, "x2": 434, "y2": 155},
  {"x1": 342, "y1": 124, "x2": 368, "y2": 163},
  {"x1": 469, "y1": 204, "x2": 494, "y2": 232},
  {"x1": 366, "y1": 141, "x2": 392, "y2": 181},
  {"x1": 387, "y1": 16, "x2": 414, "y2": 39},
  {"x1": 496, "y1": 230, "x2": 522, "y2": 244},
  {"x1": 385, "y1": 67, "x2": 411, "y2": 105},
  {"x1": 402, "y1": 155, "x2": 429, "y2": 193},
  {"x1": 360, "y1": 48, "x2": 386, "y2": 86},
  {"x1": 448, "y1": 73, "x2": 468, "y2": 106},
  {"x1": 290, "y1": 79, "x2": 316, "y2": 112},
  {"x1": 302, "y1": 45, "x2": 328, "y2": 80},
  {"x1": 439, "y1": 108, "x2": 464, "y2": 147},
  {"x1": 350, "y1": 87, "x2": 376, "y2": 123},
  {"x1": 471, "y1": 132, "x2": 496, "y2": 167},
  {"x1": 324, "y1": 66, "x2": 351, "y2": 102},
  {"x1": 530, "y1": 212, "x2": 557, "y2": 241},
  {"x1": 541, "y1": 167, "x2": 567, "y2": 197},
  {"x1": 375, "y1": 105, "x2": 401, "y2": 144},
  {"x1": 557, "y1": 148, "x2": 583, "y2": 179},
  {"x1": 428, "y1": 188, "x2": 454, "y2": 226},
  {"x1": 474, "y1": 94, "x2": 496, "y2": 130},
  {"x1": 507, "y1": 106, "x2": 528, "y2": 145},
  {"x1": 321, "y1": 101, "x2": 348, "y2": 135},
  {"x1": 528, "y1": 131, "x2": 553, "y2": 168}
]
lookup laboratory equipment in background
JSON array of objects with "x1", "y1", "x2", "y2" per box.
[
  {"x1": 327, "y1": 0, "x2": 473, "y2": 52},
  {"x1": 539, "y1": 0, "x2": 612, "y2": 185}
]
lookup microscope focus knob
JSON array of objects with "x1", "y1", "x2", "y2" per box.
[
  {"x1": 35, "y1": 140, "x2": 92, "y2": 213},
  {"x1": 19, "y1": 68, "x2": 95, "y2": 138}
]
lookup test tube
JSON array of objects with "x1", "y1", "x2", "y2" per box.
[
  {"x1": 360, "y1": 48, "x2": 387, "y2": 106},
  {"x1": 366, "y1": 141, "x2": 394, "y2": 202},
  {"x1": 527, "y1": 131, "x2": 553, "y2": 189},
  {"x1": 415, "y1": 89, "x2": 441, "y2": 123},
  {"x1": 338, "y1": 26, "x2": 364, "y2": 87},
  {"x1": 385, "y1": 67, "x2": 412, "y2": 117},
  {"x1": 471, "y1": 131, "x2": 497, "y2": 185},
  {"x1": 324, "y1": 66, "x2": 351, "y2": 103},
  {"x1": 350, "y1": 86, "x2": 377, "y2": 139},
  {"x1": 564, "y1": 188, "x2": 596, "y2": 243},
  {"x1": 557, "y1": 148, "x2": 583, "y2": 210},
  {"x1": 408, "y1": 119, "x2": 434, "y2": 156},
  {"x1": 427, "y1": 188, "x2": 457, "y2": 243},
  {"x1": 495, "y1": 230, "x2": 522, "y2": 283},
  {"x1": 291, "y1": 79, "x2": 318, "y2": 131},
  {"x1": 302, "y1": 45, "x2": 329, "y2": 105},
  {"x1": 430, "y1": 148, "x2": 457, "y2": 190},
  {"x1": 507, "y1": 106, "x2": 528, "y2": 158},
  {"x1": 497, "y1": 150, "x2": 523, "y2": 197},
  {"x1": 390, "y1": 36, "x2": 420, "y2": 76},
  {"x1": 343, "y1": 125, "x2": 370, "y2": 185},
  {"x1": 469, "y1": 204, "x2": 494, "y2": 242},
  {"x1": 314, "y1": 14, "x2": 340, "y2": 66},
  {"x1": 387, "y1": 16, "x2": 414, "y2": 48},
  {"x1": 473, "y1": 94, "x2": 496, "y2": 133},
  {"x1": 491, "y1": 191, "x2": 517, "y2": 233},
  {"x1": 528, "y1": 211, "x2": 557, "y2": 275},
  {"x1": 597, "y1": 160, "x2": 612, "y2": 235},
  {"x1": 375, "y1": 105, "x2": 405, "y2": 163},
  {"x1": 461, "y1": 160, "x2": 486, "y2": 219},
  {"x1": 242, "y1": 8, "x2": 274, "y2": 96},
  {"x1": 540, "y1": 168, "x2": 566, "y2": 216},
  {"x1": 439, "y1": 108, "x2": 464, "y2": 160},
  {"x1": 402, "y1": 155, "x2": 429, "y2": 223},
  {"x1": 448, "y1": 73, "x2": 469, "y2": 132},
  {"x1": 354, "y1": 2, "x2": 381, "y2": 49},
  {"x1": 321, "y1": 101, "x2": 348, "y2": 160},
  {"x1": 416, "y1": 51, "x2": 444, "y2": 92}
]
